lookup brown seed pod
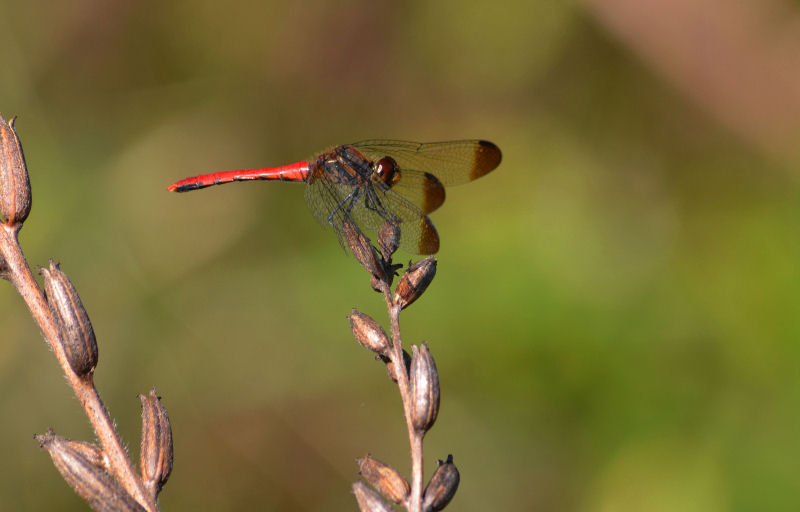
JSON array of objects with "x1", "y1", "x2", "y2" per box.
[
  {"x1": 35, "y1": 430, "x2": 145, "y2": 512},
  {"x1": 139, "y1": 389, "x2": 173, "y2": 497},
  {"x1": 352, "y1": 480, "x2": 393, "y2": 512},
  {"x1": 41, "y1": 260, "x2": 98, "y2": 378},
  {"x1": 394, "y1": 257, "x2": 436, "y2": 309},
  {"x1": 422, "y1": 455, "x2": 460, "y2": 512},
  {"x1": 409, "y1": 343, "x2": 440, "y2": 434},
  {"x1": 349, "y1": 309, "x2": 391, "y2": 355},
  {"x1": 0, "y1": 114, "x2": 31, "y2": 227},
  {"x1": 356, "y1": 454, "x2": 410, "y2": 504},
  {"x1": 343, "y1": 222, "x2": 385, "y2": 280}
]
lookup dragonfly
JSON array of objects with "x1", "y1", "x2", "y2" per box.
[{"x1": 168, "y1": 140, "x2": 502, "y2": 254}]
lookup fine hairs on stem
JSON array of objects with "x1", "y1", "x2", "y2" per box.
[
  {"x1": 346, "y1": 221, "x2": 460, "y2": 512},
  {"x1": 0, "y1": 114, "x2": 173, "y2": 512}
]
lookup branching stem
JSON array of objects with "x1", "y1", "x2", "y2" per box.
[
  {"x1": 0, "y1": 224, "x2": 157, "y2": 512},
  {"x1": 379, "y1": 281, "x2": 424, "y2": 512}
]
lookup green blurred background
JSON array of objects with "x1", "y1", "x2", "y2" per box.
[{"x1": 1, "y1": 1, "x2": 799, "y2": 510}]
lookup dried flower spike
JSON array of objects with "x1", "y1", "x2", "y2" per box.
[
  {"x1": 356, "y1": 454, "x2": 410, "y2": 504},
  {"x1": 41, "y1": 260, "x2": 98, "y2": 378},
  {"x1": 349, "y1": 309, "x2": 391, "y2": 355},
  {"x1": 409, "y1": 343, "x2": 440, "y2": 434},
  {"x1": 352, "y1": 480, "x2": 393, "y2": 512},
  {"x1": 139, "y1": 388, "x2": 173, "y2": 497},
  {"x1": 0, "y1": 114, "x2": 31, "y2": 227},
  {"x1": 394, "y1": 257, "x2": 436, "y2": 309},
  {"x1": 35, "y1": 430, "x2": 146, "y2": 512},
  {"x1": 422, "y1": 455, "x2": 460, "y2": 512}
]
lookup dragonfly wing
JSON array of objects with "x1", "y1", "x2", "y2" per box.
[
  {"x1": 347, "y1": 186, "x2": 440, "y2": 255},
  {"x1": 389, "y1": 169, "x2": 446, "y2": 214},
  {"x1": 305, "y1": 175, "x2": 354, "y2": 252},
  {"x1": 352, "y1": 139, "x2": 502, "y2": 186},
  {"x1": 306, "y1": 177, "x2": 439, "y2": 254}
]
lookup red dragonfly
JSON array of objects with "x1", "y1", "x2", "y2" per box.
[{"x1": 168, "y1": 140, "x2": 502, "y2": 254}]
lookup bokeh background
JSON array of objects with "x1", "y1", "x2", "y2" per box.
[{"x1": 1, "y1": 0, "x2": 799, "y2": 510}]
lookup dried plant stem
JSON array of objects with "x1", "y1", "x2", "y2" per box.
[
  {"x1": 0, "y1": 224, "x2": 156, "y2": 512},
  {"x1": 379, "y1": 284, "x2": 424, "y2": 512},
  {"x1": 347, "y1": 223, "x2": 449, "y2": 511}
]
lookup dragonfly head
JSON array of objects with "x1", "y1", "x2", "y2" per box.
[{"x1": 373, "y1": 156, "x2": 400, "y2": 188}]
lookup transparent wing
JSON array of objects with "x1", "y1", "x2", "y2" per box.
[
  {"x1": 304, "y1": 174, "x2": 353, "y2": 252},
  {"x1": 352, "y1": 139, "x2": 502, "y2": 186},
  {"x1": 349, "y1": 186, "x2": 440, "y2": 255},
  {"x1": 304, "y1": 176, "x2": 439, "y2": 255},
  {"x1": 389, "y1": 169, "x2": 445, "y2": 214}
]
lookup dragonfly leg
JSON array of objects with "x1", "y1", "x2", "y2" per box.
[
  {"x1": 363, "y1": 188, "x2": 400, "y2": 225},
  {"x1": 328, "y1": 188, "x2": 362, "y2": 228}
]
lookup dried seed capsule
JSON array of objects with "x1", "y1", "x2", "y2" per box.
[
  {"x1": 0, "y1": 114, "x2": 31, "y2": 227},
  {"x1": 37, "y1": 433, "x2": 106, "y2": 470},
  {"x1": 352, "y1": 480, "x2": 393, "y2": 512},
  {"x1": 394, "y1": 257, "x2": 436, "y2": 309},
  {"x1": 63, "y1": 439, "x2": 105, "y2": 470},
  {"x1": 422, "y1": 455, "x2": 460, "y2": 512},
  {"x1": 343, "y1": 222, "x2": 385, "y2": 280},
  {"x1": 35, "y1": 430, "x2": 146, "y2": 512},
  {"x1": 349, "y1": 309, "x2": 391, "y2": 355},
  {"x1": 356, "y1": 454, "x2": 410, "y2": 504},
  {"x1": 409, "y1": 343, "x2": 440, "y2": 434},
  {"x1": 41, "y1": 260, "x2": 98, "y2": 378},
  {"x1": 139, "y1": 389, "x2": 173, "y2": 497},
  {"x1": 378, "y1": 221, "x2": 401, "y2": 261}
]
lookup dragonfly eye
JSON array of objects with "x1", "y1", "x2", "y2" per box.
[{"x1": 373, "y1": 156, "x2": 400, "y2": 186}]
